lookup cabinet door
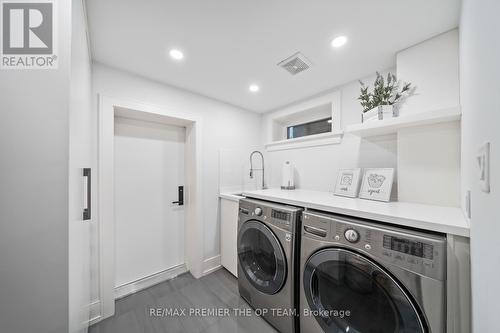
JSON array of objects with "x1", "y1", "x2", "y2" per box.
[{"x1": 220, "y1": 198, "x2": 239, "y2": 277}]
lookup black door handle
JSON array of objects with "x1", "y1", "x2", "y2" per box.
[
  {"x1": 83, "y1": 168, "x2": 91, "y2": 220},
  {"x1": 172, "y1": 186, "x2": 184, "y2": 206}
]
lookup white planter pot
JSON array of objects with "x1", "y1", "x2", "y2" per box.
[{"x1": 362, "y1": 105, "x2": 395, "y2": 123}]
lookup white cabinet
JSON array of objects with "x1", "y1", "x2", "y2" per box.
[{"x1": 220, "y1": 196, "x2": 240, "y2": 277}]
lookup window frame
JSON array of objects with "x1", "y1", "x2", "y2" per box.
[{"x1": 264, "y1": 91, "x2": 343, "y2": 151}]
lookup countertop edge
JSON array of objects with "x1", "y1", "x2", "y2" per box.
[
  {"x1": 242, "y1": 190, "x2": 470, "y2": 238},
  {"x1": 219, "y1": 192, "x2": 245, "y2": 202}
]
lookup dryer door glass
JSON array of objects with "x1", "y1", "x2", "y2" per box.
[
  {"x1": 303, "y1": 248, "x2": 426, "y2": 333},
  {"x1": 238, "y1": 220, "x2": 286, "y2": 294}
]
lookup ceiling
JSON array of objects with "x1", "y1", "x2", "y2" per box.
[{"x1": 85, "y1": 0, "x2": 460, "y2": 113}]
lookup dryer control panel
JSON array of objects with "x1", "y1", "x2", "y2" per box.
[
  {"x1": 302, "y1": 210, "x2": 446, "y2": 281},
  {"x1": 239, "y1": 198, "x2": 302, "y2": 233},
  {"x1": 383, "y1": 235, "x2": 434, "y2": 259}
]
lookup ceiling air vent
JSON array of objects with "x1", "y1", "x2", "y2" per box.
[{"x1": 278, "y1": 52, "x2": 312, "y2": 75}]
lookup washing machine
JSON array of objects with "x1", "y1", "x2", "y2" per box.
[
  {"x1": 300, "y1": 210, "x2": 446, "y2": 333},
  {"x1": 237, "y1": 198, "x2": 302, "y2": 333}
]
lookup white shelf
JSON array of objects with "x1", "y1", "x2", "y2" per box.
[
  {"x1": 345, "y1": 106, "x2": 461, "y2": 138},
  {"x1": 264, "y1": 130, "x2": 343, "y2": 151}
]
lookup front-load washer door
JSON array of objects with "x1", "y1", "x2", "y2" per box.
[
  {"x1": 238, "y1": 220, "x2": 286, "y2": 295},
  {"x1": 303, "y1": 248, "x2": 426, "y2": 333}
]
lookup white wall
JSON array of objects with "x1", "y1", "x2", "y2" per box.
[
  {"x1": 397, "y1": 29, "x2": 460, "y2": 115},
  {"x1": 92, "y1": 63, "x2": 262, "y2": 264},
  {"x1": 69, "y1": 0, "x2": 94, "y2": 332},
  {"x1": 460, "y1": 0, "x2": 500, "y2": 331},
  {"x1": 0, "y1": 2, "x2": 72, "y2": 333},
  {"x1": 219, "y1": 147, "x2": 265, "y2": 193},
  {"x1": 262, "y1": 71, "x2": 398, "y2": 193},
  {"x1": 397, "y1": 121, "x2": 461, "y2": 206},
  {"x1": 394, "y1": 29, "x2": 461, "y2": 207}
]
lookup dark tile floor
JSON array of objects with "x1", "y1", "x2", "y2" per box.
[{"x1": 89, "y1": 268, "x2": 278, "y2": 333}]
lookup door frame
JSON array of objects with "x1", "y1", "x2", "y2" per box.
[{"x1": 97, "y1": 95, "x2": 204, "y2": 321}]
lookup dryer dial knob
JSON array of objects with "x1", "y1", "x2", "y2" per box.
[
  {"x1": 254, "y1": 207, "x2": 263, "y2": 216},
  {"x1": 344, "y1": 229, "x2": 360, "y2": 243}
]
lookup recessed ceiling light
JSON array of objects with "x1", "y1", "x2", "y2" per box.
[
  {"x1": 169, "y1": 49, "x2": 184, "y2": 60},
  {"x1": 331, "y1": 35, "x2": 348, "y2": 48},
  {"x1": 249, "y1": 84, "x2": 260, "y2": 93}
]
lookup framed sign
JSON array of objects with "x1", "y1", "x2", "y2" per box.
[
  {"x1": 359, "y1": 168, "x2": 395, "y2": 202},
  {"x1": 334, "y1": 168, "x2": 362, "y2": 198}
]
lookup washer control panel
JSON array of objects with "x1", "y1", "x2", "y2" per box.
[
  {"x1": 383, "y1": 235, "x2": 434, "y2": 260},
  {"x1": 302, "y1": 210, "x2": 446, "y2": 281}
]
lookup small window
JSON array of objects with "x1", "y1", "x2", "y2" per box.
[{"x1": 287, "y1": 117, "x2": 332, "y2": 139}]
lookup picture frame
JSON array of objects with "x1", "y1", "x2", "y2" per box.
[
  {"x1": 334, "y1": 168, "x2": 362, "y2": 198},
  {"x1": 359, "y1": 168, "x2": 395, "y2": 202}
]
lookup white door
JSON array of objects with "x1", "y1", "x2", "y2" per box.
[
  {"x1": 114, "y1": 117, "x2": 185, "y2": 288},
  {"x1": 69, "y1": 0, "x2": 93, "y2": 331}
]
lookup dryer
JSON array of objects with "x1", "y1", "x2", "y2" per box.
[
  {"x1": 300, "y1": 210, "x2": 446, "y2": 333},
  {"x1": 237, "y1": 198, "x2": 302, "y2": 333}
]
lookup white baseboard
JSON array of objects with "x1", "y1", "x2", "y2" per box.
[
  {"x1": 202, "y1": 255, "x2": 221, "y2": 276},
  {"x1": 86, "y1": 300, "x2": 102, "y2": 326},
  {"x1": 114, "y1": 263, "x2": 188, "y2": 300},
  {"x1": 89, "y1": 315, "x2": 102, "y2": 327}
]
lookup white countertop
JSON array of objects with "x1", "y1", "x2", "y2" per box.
[{"x1": 242, "y1": 188, "x2": 470, "y2": 237}]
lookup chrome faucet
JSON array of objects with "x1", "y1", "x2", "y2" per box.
[{"x1": 249, "y1": 150, "x2": 266, "y2": 189}]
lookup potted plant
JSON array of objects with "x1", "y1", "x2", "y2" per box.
[{"x1": 358, "y1": 72, "x2": 414, "y2": 122}]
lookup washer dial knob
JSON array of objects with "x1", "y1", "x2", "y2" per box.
[
  {"x1": 344, "y1": 229, "x2": 360, "y2": 243},
  {"x1": 254, "y1": 207, "x2": 263, "y2": 216}
]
